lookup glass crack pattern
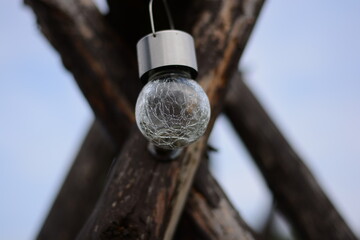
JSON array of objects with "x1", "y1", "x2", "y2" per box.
[{"x1": 135, "y1": 74, "x2": 211, "y2": 150}]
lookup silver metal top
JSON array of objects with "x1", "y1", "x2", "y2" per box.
[{"x1": 136, "y1": 30, "x2": 198, "y2": 81}]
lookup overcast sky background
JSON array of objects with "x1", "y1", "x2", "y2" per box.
[{"x1": 1, "y1": 1, "x2": 359, "y2": 239}]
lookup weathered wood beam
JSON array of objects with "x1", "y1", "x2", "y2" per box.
[
  {"x1": 26, "y1": 0, "x2": 263, "y2": 239},
  {"x1": 225, "y1": 73, "x2": 357, "y2": 240},
  {"x1": 76, "y1": 1, "x2": 264, "y2": 239}
]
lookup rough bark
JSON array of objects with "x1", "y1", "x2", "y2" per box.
[
  {"x1": 225, "y1": 73, "x2": 358, "y2": 240},
  {"x1": 76, "y1": 1, "x2": 264, "y2": 239},
  {"x1": 26, "y1": 0, "x2": 264, "y2": 239}
]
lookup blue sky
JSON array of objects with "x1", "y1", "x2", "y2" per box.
[{"x1": 1, "y1": 0, "x2": 359, "y2": 239}]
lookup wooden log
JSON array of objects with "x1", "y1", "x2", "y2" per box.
[
  {"x1": 76, "y1": 1, "x2": 264, "y2": 239},
  {"x1": 26, "y1": 0, "x2": 263, "y2": 239},
  {"x1": 225, "y1": 73, "x2": 357, "y2": 240},
  {"x1": 37, "y1": 120, "x2": 117, "y2": 240}
]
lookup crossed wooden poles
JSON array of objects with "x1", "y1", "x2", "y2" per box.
[{"x1": 25, "y1": 0, "x2": 357, "y2": 239}]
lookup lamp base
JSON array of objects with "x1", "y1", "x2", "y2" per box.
[{"x1": 148, "y1": 143, "x2": 182, "y2": 161}]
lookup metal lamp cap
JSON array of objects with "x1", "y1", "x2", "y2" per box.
[{"x1": 136, "y1": 30, "x2": 198, "y2": 82}]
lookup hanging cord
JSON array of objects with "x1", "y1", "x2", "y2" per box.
[{"x1": 149, "y1": 0, "x2": 175, "y2": 37}]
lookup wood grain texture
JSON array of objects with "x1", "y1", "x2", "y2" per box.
[
  {"x1": 225, "y1": 73, "x2": 357, "y2": 240},
  {"x1": 76, "y1": 1, "x2": 264, "y2": 239}
]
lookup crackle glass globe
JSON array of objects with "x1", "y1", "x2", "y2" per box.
[{"x1": 135, "y1": 71, "x2": 211, "y2": 150}]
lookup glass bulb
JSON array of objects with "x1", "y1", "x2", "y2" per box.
[{"x1": 135, "y1": 70, "x2": 211, "y2": 150}]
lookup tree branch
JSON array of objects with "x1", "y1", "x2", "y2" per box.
[{"x1": 225, "y1": 72, "x2": 357, "y2": 240}]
